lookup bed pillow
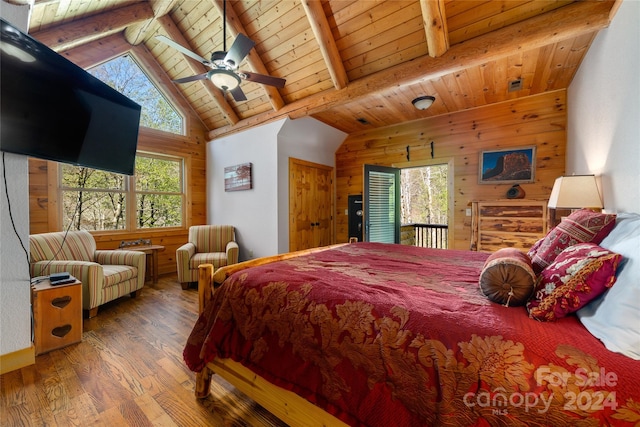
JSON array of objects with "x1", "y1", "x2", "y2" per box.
[
  {"x1": 479, "y1": 248, "x2": 536, "y2": 307},
  {"x1": 527, "y1": 243, "x2": 622, "y2": 322},
  {"x1": 577, "y1": 212, "x2": 640, "y2": 360},
  {"x1": 528, "y1": 209, "x2": 617, "y2": 273}
]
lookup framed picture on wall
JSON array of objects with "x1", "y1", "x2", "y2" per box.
[
  {"x1": 225, "y1": 163, "x2": 252, "y2": 191},
  {"x1": 479, "y1": 146, "x2": 536, "y2": 184}
]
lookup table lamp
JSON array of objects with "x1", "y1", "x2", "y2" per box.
[{"x1": 547, "y1": 175, "x2": 603, "y2": 229}]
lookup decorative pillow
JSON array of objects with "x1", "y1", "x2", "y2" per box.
[
  {"x1": 527, "y1": 243, "x2": 622, "y2": 322},
  {"x1": 479, "y1": 248, "x2": 536, "y2": 307},
  {"x1": 577, "y1": 212, "x2": 640, "y2": 360},
  {"x1": 528, "y1": 209, "x2": 617, "y2": 273}
]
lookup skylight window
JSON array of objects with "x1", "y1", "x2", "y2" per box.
[{"x1": 88, "y1": 54, "x2": 183, "y2": 135}]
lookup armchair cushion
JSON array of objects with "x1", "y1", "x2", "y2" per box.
[{"x1": 189, "y1": 225, "x2": 236, "y2": 253}]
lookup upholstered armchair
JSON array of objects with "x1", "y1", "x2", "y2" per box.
[
  {"x1": 176, "y1": 225, "x2": 239, "y2": 289},
  {"x1": 29, "y1": 230, "x2": 146, "y2": 318}
]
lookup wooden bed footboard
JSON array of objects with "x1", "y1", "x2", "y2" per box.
[{"x1": 195, "y1": 248, "x2": 349, "y2": 427}]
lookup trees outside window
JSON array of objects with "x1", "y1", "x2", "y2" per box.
[
  {"x1": 135, "y1": 156, "x2": 183, "y2": 229},
  {"x1": 61, "y1": 154, "x2": 184, "y2": 231},
  {"x1": 88, "y1": 54, "x2": 183, "y2": 135},
  {"x1": 401, "y1": 164, "x2": 448, "y2": 225}
]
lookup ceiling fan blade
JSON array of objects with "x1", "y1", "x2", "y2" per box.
[
  {"x1": 241, "y1": 71, "x2": 286, "y2": 88},
  {"x1": 173, "y1": 73, "x2": 209, "y2": 84},
  {"x1": 155, "y1": 35, "x2": 210, "y2": 66},
  {"x1": 224, "y1": 33, "x2": 255, "y2": 69},
  {"x1": 229, "y1": 85, "x2": 247, "y2": 102}
]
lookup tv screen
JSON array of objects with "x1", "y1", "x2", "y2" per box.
[{"x1": 0, "y1": 18, "x2": 141, "y2": 175}]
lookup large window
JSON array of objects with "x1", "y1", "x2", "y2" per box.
[{"x1": 61, "y1": 153, "x2": 184, "y2": 231}]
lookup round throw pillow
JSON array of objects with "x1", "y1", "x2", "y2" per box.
[{"x1": 479, "y1": 248, "x2": 536, "y2": 307}]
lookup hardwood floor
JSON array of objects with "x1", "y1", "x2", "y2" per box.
[{"x1": 0, "y1": 275, "x2": 287, "y2": 427}]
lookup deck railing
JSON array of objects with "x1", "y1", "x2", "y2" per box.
[{"x1": 401, "y1": 223, "x2": 449, "y2": 249}]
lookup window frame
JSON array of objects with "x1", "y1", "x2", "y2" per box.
[{"x1": 58, "y1": 151, "x2": 186, "y2": 233}]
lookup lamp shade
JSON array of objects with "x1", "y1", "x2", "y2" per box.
[
  {"x1": 547, "y1": 175, "x2": 603, "y2": 209},
  {"x1": 208, "y1": 69, "x2": 241, "y2": 91}
]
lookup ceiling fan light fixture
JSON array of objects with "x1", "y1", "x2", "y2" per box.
[
  {"x1": 208, "y1": 69, "x2": 241, "y2": 91},
  {"x1": 412, "y1": 95, "x2": 436, "y2": 110}
]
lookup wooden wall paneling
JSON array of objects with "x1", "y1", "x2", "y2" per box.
[
  {"x1": 27, "y1": 159, "x2": 49, "y2": 235},
  {"x1": 334, "y1": 90, "x2": 566, "y2": 250}
]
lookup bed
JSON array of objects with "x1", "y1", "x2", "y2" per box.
[{"x1": 184, "y1": 211, "x2": 640, "y2": 426}]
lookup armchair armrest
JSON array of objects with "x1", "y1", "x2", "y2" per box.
[
  {"x1": 176, "y1": 242, "x2": 196, "y2": 283},
  {"x1": 226, "y1": 241, "x2": 239, "y2": 265},
  {"x1": 31, "y1": 260, "x2": 104, "y2": 310},
  {"x1": 176, "y1": 242, "x2": 196, "y2": 259},
  {"x1": 31, "y1": 260, "x2": 102, "y2": 281}
]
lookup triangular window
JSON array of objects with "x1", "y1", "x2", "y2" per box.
[{"x1": 88, "y1": 55, "x2": 183, "y2": 135}]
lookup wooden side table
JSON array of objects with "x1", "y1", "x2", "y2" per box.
[
  {"x1": 121, "y1": 245, "x2": 165, "y2": 284},
  {"x1": 32, "y1": 279, "x2": 83, "y2": 355}
]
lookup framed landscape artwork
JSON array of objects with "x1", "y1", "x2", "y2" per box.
[
  {"x1": 224, "y1": 163, "x2": 253, "y2": 191},
  {"x1": 479, "y1": 146, "x2": 536, "y2": 184}
]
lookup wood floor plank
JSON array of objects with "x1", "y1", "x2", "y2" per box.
[{"x1": 0, "y1": 274, "x2": 286, "y2": 427}]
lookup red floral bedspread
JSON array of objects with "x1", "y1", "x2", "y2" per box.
[{"x1": 184, "y1": 243, "x2": 640, "y2": 426}]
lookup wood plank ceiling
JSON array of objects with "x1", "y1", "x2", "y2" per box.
[{"x1": 23, "y1": 0, "x2": 619, "y2": 139}]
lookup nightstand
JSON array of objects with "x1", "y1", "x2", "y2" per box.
[{"x1": 31, "y1": 279, "x2": 83, "y2": 355}]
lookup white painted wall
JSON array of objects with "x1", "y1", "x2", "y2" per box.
[
  {"x1": 0, "y1": 2, "x2": 33, "y2": 357},
  {"x1": 208, "y1": 120, "x2": 282, "y2": 260},
  {"x1": 567, "y1": 0, "x2": 640, "y2": 213},
  {"x1": 207, "y1": 117, "x2": 346, "y2": 258}
]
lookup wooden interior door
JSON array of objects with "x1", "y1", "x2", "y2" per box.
[{"x1": 289, "y1": 158, "x2": 333, "y2": 251}]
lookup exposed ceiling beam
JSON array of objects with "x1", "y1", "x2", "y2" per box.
[
  {"x1": 156, "y1": 14, "x2": 239, "y2": 126},
  {"x1": 30, "y1": 2, "x2": 154, "y2": 52},
  {"x1": 124, "y1": 0, "x2": 178, "y2": 46},
  {"x1": 420, "y1": 0, "x2": 449, "y2": 58},
  {"x1": 210, "y1": 0, "x2": 285, "y2": 111},
  {"x1": 60, "y1": 33, "x2": 132, "y2": 69},
  {"x1": 301, "y1": 0, "x2": 349, "y2": 90},
  {"x1": 208, "y1": 0, "x2": 613, "y2": 139}
]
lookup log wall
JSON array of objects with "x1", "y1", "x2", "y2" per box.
[{"x1": 335, "y1": 90, "x2": 566, "y2": 250}]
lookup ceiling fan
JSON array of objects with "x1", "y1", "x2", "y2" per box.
[{"x1": 155, "y1": 1, "x2": 285, "y2": 102}]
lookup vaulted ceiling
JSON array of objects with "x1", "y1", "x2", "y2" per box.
[{"x1": 24, "y1": 0, "x2": 620, "y2": 140}]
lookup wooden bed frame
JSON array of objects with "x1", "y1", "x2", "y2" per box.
[{"x1": 195, "y1": 245, "x2": 350, "y2": 427}]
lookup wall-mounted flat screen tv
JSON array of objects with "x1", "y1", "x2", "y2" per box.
[{"x1": 0, "y1": 18, "x2": 141, "y2": 175}]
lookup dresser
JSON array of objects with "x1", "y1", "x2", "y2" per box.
[
  {"x1": 470, "y1": 200, "x2": 548, "y2": 253},
  {"x1": 32, "y1": 279, "x2": 83, "y2": 355}
]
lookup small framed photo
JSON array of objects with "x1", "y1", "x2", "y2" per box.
[
  {"x1": 224, "y1": 162, "x2": 252, "y2": 191},
  {"x1": 479, "y1": 146, "x2": 536, "y2": 184}
]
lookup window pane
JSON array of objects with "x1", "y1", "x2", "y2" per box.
[
  {"x1": 61, "y1": 165, "x2": 125, "y2": 190},
  {"x1": 88, "y1": 55, "x2": 183, "y2": 135},
  {"x1": 135, "y1": 156, "x2": 181, "y2": 193},
  {"x1": 136, "y1": 194, "x2": 182, "y2": 228},
  {"x1": 62, "y1": 190, "x2": 126, "y2": 231}
]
